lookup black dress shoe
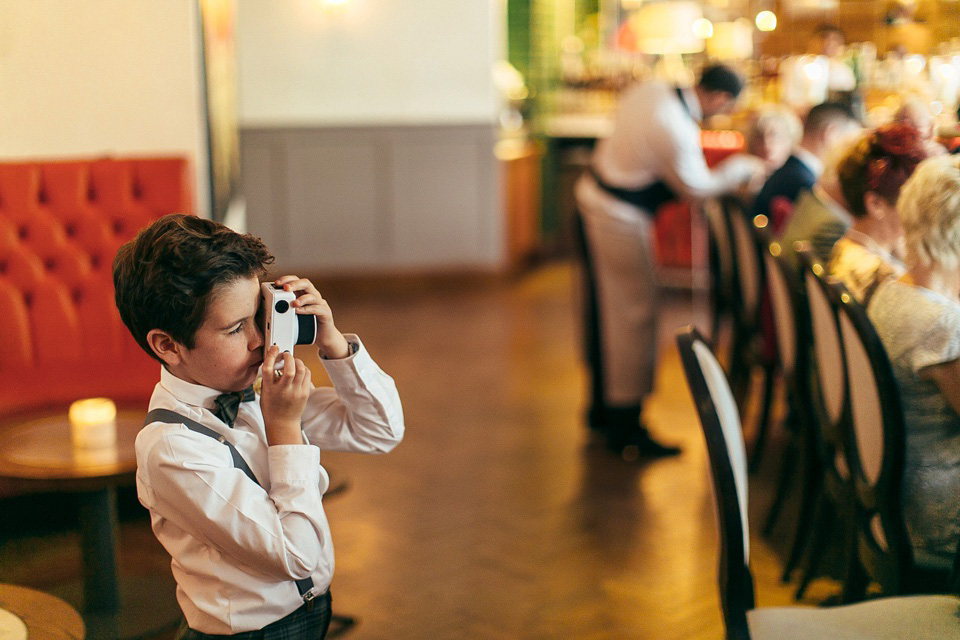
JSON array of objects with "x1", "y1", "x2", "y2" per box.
[{"x1": 608, "y1": 429, "x2": 682, "y2": 461}]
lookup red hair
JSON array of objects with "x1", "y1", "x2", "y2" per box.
[{"x1": 837, "y1": 123, "x2": 929, "y2": 218}]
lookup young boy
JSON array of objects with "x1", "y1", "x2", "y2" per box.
[{"x1": 113, "y1": 214, "x2": 404, "y2": 638}]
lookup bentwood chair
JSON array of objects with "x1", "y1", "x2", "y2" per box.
[
  {"x1": 675, "y1": 326, "x2": 960, "y2": 640},
  {"x1": 723, "y1": 196, "x2": 767, "y2": 411},
  {"x1": 705, "y1": 197, "x2": 735, "y2": 342},
  {"x1": 758, "y1": 238, "x2": 819, "y2": 579},
  {"x1": 744, "y1": 216, "x2": 783, "y2": 474},
  {"x1": 792, "y1": 248, "x2": 858, "y2": 600},
  {"x1": 835, "y1": 286, "x2": 954, "y2": 597}
]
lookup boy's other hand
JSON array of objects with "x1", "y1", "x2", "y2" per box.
[
  {"x1": 259, "y1": 346, "x2": 312, "y2": 446},
  {"x1": 274, "y1": 275, "x2": 351, "y2": 359}
]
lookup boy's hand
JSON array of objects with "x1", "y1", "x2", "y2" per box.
[
  {"x1": 274, "y1": 275, "x2": 351, "y2": 359},
  {"x1": 259, "y1": 346, "x2": 312, "y2": 446}
]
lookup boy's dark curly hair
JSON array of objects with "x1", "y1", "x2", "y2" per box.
[
  {"x1": 113, "y1": 214, "x2": 274, "y2": 361},
  {"x1": 837, "y1": 123, "x2": 929, "y2": 219}
]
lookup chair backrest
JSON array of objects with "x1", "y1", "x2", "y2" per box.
[
  {"x1": 797, "y1": 248, "x2": 848, "y2": 445},
  {"x1": 836, "y1": 288, "x2": 912, "y2": 591},
  {"x1": 677, "y1": 326, "x2": 754, "y2": 640},
  {"x1": 724, "y1": 196, "x2": 763, "y2": 329},
  {"x1": 763, "y1": 241, "x2": 797, "y2": 378},
  {"x1": 706, "y1": 197, "x2": 734, "y2": 299}
]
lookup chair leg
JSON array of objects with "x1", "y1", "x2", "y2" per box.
[
  {"x1": 729, "y1": 329, "x2": 753, "y2": 411},
  {"x1": 709, "y1": 302, "x2": 721, "y2": 344},
  {"x1": 749, "y1": 363, "x2": 777, "y2": 473},
  {"x1": 794, "y1": 495, "x2": 833, "y2": 600},
  {"x1": 950, "y1": 537, "x2": 960, "y2": 594},
  {"x1": 841, "y1": 509, "x2": 868, "y2": 603},
  {"x1": 842, "y1": 550, "x2": 868, "y2": 604},
  {"x1": 781, "y1": 417, "x2": 821, "y2": 582},
  {"x1": 762, "y1": 412, "x2": 798, "y2": 536}
]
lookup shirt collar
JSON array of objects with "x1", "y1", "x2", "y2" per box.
[
  {"x1": 159, "y1": 366, "x2": 222, "y2": 411},
  {"x1": 679, "y1": 87, "x2": 703, "y2": 123},
  {"x1": 793, "y1": 147, "x2": 823, "y2": 177}
]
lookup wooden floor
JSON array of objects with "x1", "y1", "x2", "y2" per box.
[{"x1": 0, "y1": 261, "x2": 841, "y2": 639}]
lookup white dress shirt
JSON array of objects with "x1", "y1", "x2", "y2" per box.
[
  {"x1": 793, "y1": 146, "x2": 824, "y2": 179},
  {"x1": 591, "y1": 80, "x2": 759, "y2": 205},
  {"x1": 136, "y1": 334, "x2": 404, "y2": 634}
]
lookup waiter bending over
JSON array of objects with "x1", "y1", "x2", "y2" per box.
[{"x1": 575, "y1": 63, "x2": 764, "y2": 460}]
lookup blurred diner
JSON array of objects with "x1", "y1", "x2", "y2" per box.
[
  {"x1": 867, "y1": 155, "x2": 960, "y2": 562},
  {"x1": 827, "y1": 123, "x2": 929, "y2": 303}
]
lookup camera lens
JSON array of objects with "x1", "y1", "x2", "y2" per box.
[{"x1": 275, "y1": 300, "x2": 289, "y2": 314}]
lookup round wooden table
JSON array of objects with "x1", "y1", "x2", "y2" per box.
[
  {"x1": 0, "y1": 408, "x2": 180, "y2": 639},
  {"x1": 0, "y1": 583, "x2": 85, "y2": 639}
]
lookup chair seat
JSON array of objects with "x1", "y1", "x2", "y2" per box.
[{"x1": 747, "y1": 595, "x2": 960, "y2": 639}]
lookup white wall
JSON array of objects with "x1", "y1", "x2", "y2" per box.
[
  {"x1": 0, "y1": 0, "x2": 210, "y2": 216},
  {"x1": 236, "y1": 0, "x2": 500, "y2": 126}
]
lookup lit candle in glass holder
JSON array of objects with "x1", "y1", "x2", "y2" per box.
[{"x1": 69, "y1": 398, "x2": 118, "y2": 449}]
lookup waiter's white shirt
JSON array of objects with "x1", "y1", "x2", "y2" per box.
[
  {"x1": 590, "y1": 80, "x2": 759, "y2": 204},
  {"x1": 136, "y1": 334, "x2": 404, "y2": 634}
]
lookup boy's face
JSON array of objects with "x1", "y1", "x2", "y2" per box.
[{"x1": 174, "y1": 275, "x2": 265, "y2": 392}]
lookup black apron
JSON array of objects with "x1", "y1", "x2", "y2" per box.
[{"x1": 590, "y1": 87, "x2": 693, "y2": 216}]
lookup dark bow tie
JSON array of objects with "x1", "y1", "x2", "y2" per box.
[{"x1": 213, "y1": 386, "x2": 256, "y2": 427}]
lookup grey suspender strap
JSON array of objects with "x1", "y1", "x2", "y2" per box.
[
  {"x1": 146, "y1": 409, "x2": 260, "y2": 485},
  {"x1": 143, "y1": 408, "x2": 317, "y2": 602}
]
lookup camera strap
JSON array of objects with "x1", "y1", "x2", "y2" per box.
[{"x1": 144, "y1": 408, "x2": 318, "y2": 602}]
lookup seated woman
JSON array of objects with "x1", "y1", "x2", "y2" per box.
[
  {"x1": 744, "y1": 105, "x2": 802, "y2": 175},
  {"x1": 828, "y1": 123, "x2": 928, "y2": 304},
  {"x1": 867, "y1": 155, "x2": 960, "y2": 562}
]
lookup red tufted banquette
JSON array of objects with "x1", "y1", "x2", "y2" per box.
[{"x1": 0, "y1": 157, "x2": 192, "y2": 416}]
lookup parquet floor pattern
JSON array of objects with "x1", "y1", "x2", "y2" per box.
[{"x1": 0, "y1": 262, "x2": 837, "y2": 639}]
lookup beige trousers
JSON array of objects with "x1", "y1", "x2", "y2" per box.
[{"x1": 575, "y1": 175, "x2": 659, "y2": 406}]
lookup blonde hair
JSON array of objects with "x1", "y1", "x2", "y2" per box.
[
  {"x1": 745, "y1": 105, "x2": 802, "y2": 152},
  {"x1": 893, "y1": 97, "x2": 935, "y2": 140},
  {"x1": 897, "y1": 155, "x2": 960, "y2": 270}
]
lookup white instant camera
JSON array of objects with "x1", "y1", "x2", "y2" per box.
[{"x1": 261, "y1": 283, "x2": 317, "y2": 368}]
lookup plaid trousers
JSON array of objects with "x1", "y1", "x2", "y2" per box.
[{"x1": 176, "y1": 590, "x2": 332, "y2": 640}]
